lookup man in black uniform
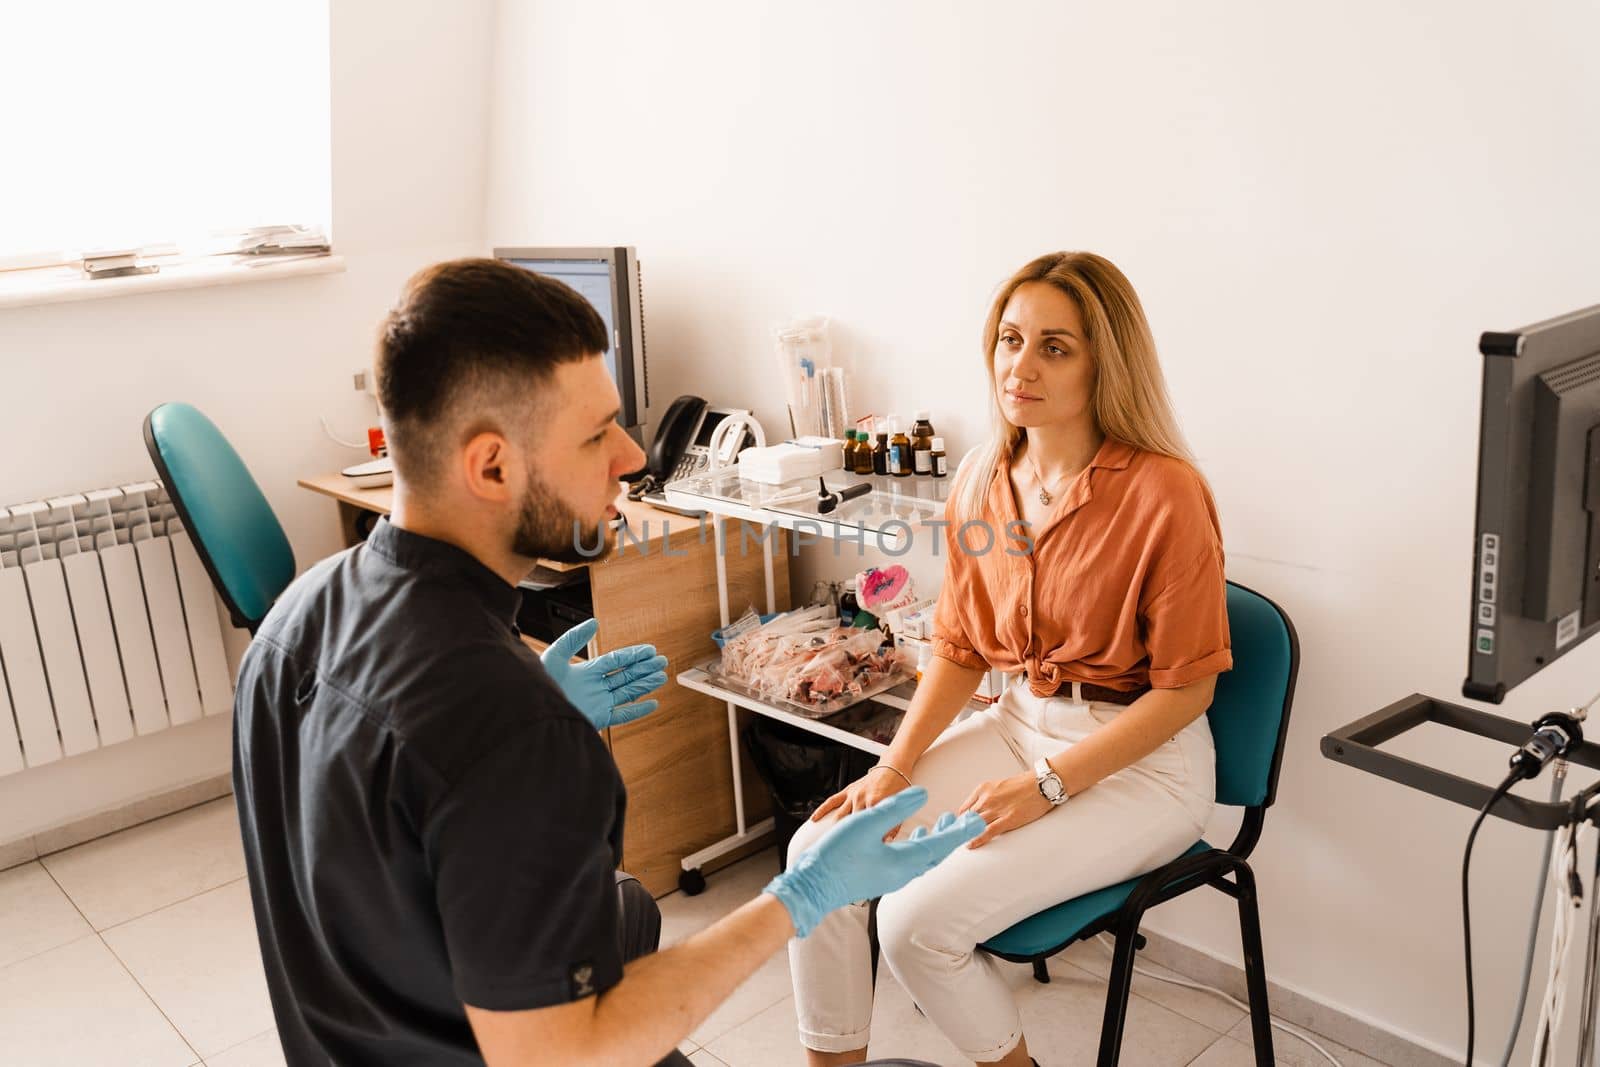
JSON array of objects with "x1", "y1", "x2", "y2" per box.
[{"x1": 232, "y1": 259, "x2": 983, "y2": 1066}]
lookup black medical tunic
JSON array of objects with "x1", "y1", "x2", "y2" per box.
[{"x1": 233, "y1": 517, "x2": 626, "y2": 1066}]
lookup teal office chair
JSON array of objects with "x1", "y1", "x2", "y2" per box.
[
  {"x1": 142, "y1": 402, "x2": 296, "y2": 634},
  {"x1": 979, "y1": 580, "x2": 1299, "y2": 1067}
]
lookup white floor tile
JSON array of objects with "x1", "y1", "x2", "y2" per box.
[
  {"x1": 690, "y1": 944, "x2": 794, "y2": 1046},
  {"x1": 205, "y1": 1028, "x2": 286, "y2": 1067},
  {"x1": 688, "y1": 1049, "x2": 731, "y2": 1066},
  {"x1": 0, "y1": 934, "x2": 196, "y2": 1067},
  {"x1": 1176, "y1": 1035, "x2": 1253, "y2": 1066},
  {"x1": 0, "y1": 861, "x2": 93, "y2": 968},
  {"x1": 40, "y1": 798, "x2": 245, "y2": 930},
  {"x1": 659, "y1": 850, "x2": 782, "y2": 949},
  {"x1": 1063, "y1": 937, "x2": 1247, "y2": 1035},
  {"x1": 1224, "y1": 1014, "x2": 1392, "y2": 1067},
  {"x1": 866, "y1": 968, "x2": 972, "y2": 1064},
  {"x1": 102, "y1": 879, "x2": 274, "y2": 1058},
  {"x1": 660, "y1": 851, "x2": 793, "y2": 1049},
  {"x1": 705, "y1": 996, "x2": 810, "y2": 1067},
  {"x1": 1015, "y1": 960, "x2": 1218, "y2": 1066}
]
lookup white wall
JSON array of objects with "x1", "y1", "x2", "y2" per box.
[
  {"x1": 0, "y1": 0, "x2": 495, "y2": 843},
  {"x1": 488, "y1": 0, "x2": 1600, "y2": 1058}
]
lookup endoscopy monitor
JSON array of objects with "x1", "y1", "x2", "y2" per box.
[
  {"x1": 494, "y1": 246, "x2": 649, "y2": 444},
  {"x1": 1466, "y1": 302, "x2": 1600, "y2": 703}
]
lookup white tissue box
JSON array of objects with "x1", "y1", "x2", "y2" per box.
[
  {"x1": 789, "y1": 436, "x2": 846, "y2": 473},
  {"x1": 736, "y1": 438, "x2": 846, "y2": 484},
  {"x1": 737, "y1": 443, "x2": 824, "y2": 484}
]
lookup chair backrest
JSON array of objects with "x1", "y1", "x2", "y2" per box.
[
  {"x1": 142, "y1": 403, "x2": 295, "y2": 632},
  {"x1": 1208, "y1": 581, "x2": 1299, "y2": 810}
]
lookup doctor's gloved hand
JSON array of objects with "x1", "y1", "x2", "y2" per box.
[
  {"x1": 764, "y1": 787, "x2": 985, "y2": 938},
  {"x1": 540, "y1": 619, "x2": 669, "y2": 731}
]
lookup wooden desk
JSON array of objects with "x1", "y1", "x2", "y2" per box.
[{"x1": 298, "y1": 473, "x2": 788, "y2": 896}]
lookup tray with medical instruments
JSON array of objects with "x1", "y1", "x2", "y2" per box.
[
  {"x1": 678, "y1": 660, "x2": 911, "y2": 757},
  {"x1": 698, "y1": 653, "x2": 915, "y2": 720},
  {"x1": 662, "y1": 467, "x2": 951, "y2": 550}
]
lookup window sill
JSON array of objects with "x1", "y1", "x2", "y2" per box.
[{"x1": 0, "y1": 253, "x2": 346, "y2": 311}]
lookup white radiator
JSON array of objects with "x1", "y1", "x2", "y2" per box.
[{"x1": 0, "y1": 481, "x2": 233, "y2": 776}]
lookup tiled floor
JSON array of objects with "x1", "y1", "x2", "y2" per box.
[{"x1": 0, "y1": 798, "x2": 1389, "y2": 1066}]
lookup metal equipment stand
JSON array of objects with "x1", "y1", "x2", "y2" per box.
[
  {"x1": 1325, "y1": 693, "x2": 1600, "y2": 1064},
  {"x1": 1324, "y1": 694, "x2": 1600, "y2": 830}
]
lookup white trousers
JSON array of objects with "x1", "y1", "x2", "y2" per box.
[{"x1": 786, "y1": 683, "x2": 1215, "y2": 1062}]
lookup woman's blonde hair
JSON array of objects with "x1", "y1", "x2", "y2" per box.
[{"x1": 955, "y1": 251, "x2": 1198, "y2": 519}]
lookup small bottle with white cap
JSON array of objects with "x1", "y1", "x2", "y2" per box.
[{"x1": 911, "y1": 411, "x2": 936, "y2": 475}]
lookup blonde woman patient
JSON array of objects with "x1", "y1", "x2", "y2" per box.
[{"x1": 786, "y1": 251, "x2": 1231, "y2": 1067}]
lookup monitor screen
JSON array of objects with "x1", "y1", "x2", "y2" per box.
[
  {"x1": 1467, "y1": 303, "x2": 1600, "y2": 703},
  {"x1": 502, "y1": 257, "x2": 618, "y2": 384},
  {"x1": 494, "y1": 246, "x2": 647, "y2": 437}
]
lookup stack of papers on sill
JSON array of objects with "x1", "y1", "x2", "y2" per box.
[{"x1": 233, "y1": 225, "x2": 330, "y2": 256}]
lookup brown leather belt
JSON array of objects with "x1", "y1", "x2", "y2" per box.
[
  {"x1": 1078, "y1": 682, "x2": 1151, "y2": 706},
  {"x1": 1023, "y1": 674, "x2": 1151, "y2": 705}
]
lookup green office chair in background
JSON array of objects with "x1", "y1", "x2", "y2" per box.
[
  {"x1": 142, "y1": 402, "x2": 296, "y2": 634},
  {"x1": 979, "y1": 580, "x2": 1299, "y2": 1067}
]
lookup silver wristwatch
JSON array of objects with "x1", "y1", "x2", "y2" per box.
[{"x1": 1035, "y1": 757, "x2": 1068, "y2": 806}]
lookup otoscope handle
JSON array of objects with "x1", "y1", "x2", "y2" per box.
[
  {"x1": 816, "y1": 479, "x2": 873, "y2": 515},
  {"x1": 835, "y1": 482, "x2": 872, "y2": 504}
]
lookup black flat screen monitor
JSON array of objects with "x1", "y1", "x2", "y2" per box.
[
  {"x1": 1467, "y1": 302, "x2": 1600, "y2": 703},
  {"x1": 494, "y1": 246, "x2": 648, "y2": 442}
]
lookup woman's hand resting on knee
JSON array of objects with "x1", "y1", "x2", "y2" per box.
[
  {"x1": 955, "y1": 773, "x2": 1052, "y2": 849},
  {"x1": 811, "y1": 765, "x2": 914, "y2": 839}
]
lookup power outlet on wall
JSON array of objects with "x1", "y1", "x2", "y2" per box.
[{"x1": 353, "y1": 368, "x2": 377, "y2": 396}]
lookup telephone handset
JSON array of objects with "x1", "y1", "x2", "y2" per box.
[
  {"x1": 647, "y1": 395, "x2": 708, "y2": 481},
  {"x1": 630, "y1": 395, "x2": 761, "y2": 501}
]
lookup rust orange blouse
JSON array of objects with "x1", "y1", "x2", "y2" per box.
[{"x1": 930, "y1": 437, "x2": 1232, "y2": 697}]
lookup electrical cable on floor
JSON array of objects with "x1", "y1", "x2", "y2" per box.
[
  {"x1": 320, "y1": 416, "x2": 370, "y2": 450},
  {"x1": 1090, "y1": 935, "x2": 1343, "y2": 1067},
  {"x1": 1497, "y1": 766, "x2": 1565, "y2": 1067},
  {"x1": 1465, "y1": 771, "x2": 1522, "y2": 1067}
]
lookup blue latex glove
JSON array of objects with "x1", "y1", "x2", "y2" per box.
[
  {"x1": 765, "y1": 786, "x2": 985, "y2": 938},
  {"x1": 540, "y1": 619, "x2": 669, "y2": 730}
]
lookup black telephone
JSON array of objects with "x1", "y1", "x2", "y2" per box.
[
  {"x1": 647, "y1": 395, "x2": 708, "y2": 482},
  {"x1": 628, "y1": 395, "x2": 758, "y2": 502}
]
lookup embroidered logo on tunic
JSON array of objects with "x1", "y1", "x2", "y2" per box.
[{"x1": 570, "y1": 962, "x2": 596, "y2": 998}]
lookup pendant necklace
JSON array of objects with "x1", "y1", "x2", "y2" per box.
[{"x1": 1024, "y1": 447, "x2": 1071, "y2": 506}]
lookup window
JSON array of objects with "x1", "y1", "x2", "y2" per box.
[{"x1": 0, "y1": 1, "x2": 331, "y2": 271}]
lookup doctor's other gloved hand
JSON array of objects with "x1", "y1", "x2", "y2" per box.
[
  {"x1": 540, "y1": 619, "x2": 669, "y2": 731},
  {"x1": 764, "y1": 786, "x2": 985, "y2": 938}
]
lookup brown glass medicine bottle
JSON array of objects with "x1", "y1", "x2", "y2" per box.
[{"x1": 889, "y1": 418, "x2": 913, "y2": 478}]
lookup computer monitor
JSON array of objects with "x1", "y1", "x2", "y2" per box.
[
  {"x1": 1466, "y1": 302, "x2": 1600, "y2": 703},
  {"x1": 494, "y1": 246, "x2": 649, "y2": 443}
]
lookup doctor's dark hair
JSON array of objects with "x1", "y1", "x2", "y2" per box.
[{"x1": 375, "y1": 258, "x2": 609, "y2": 487}]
